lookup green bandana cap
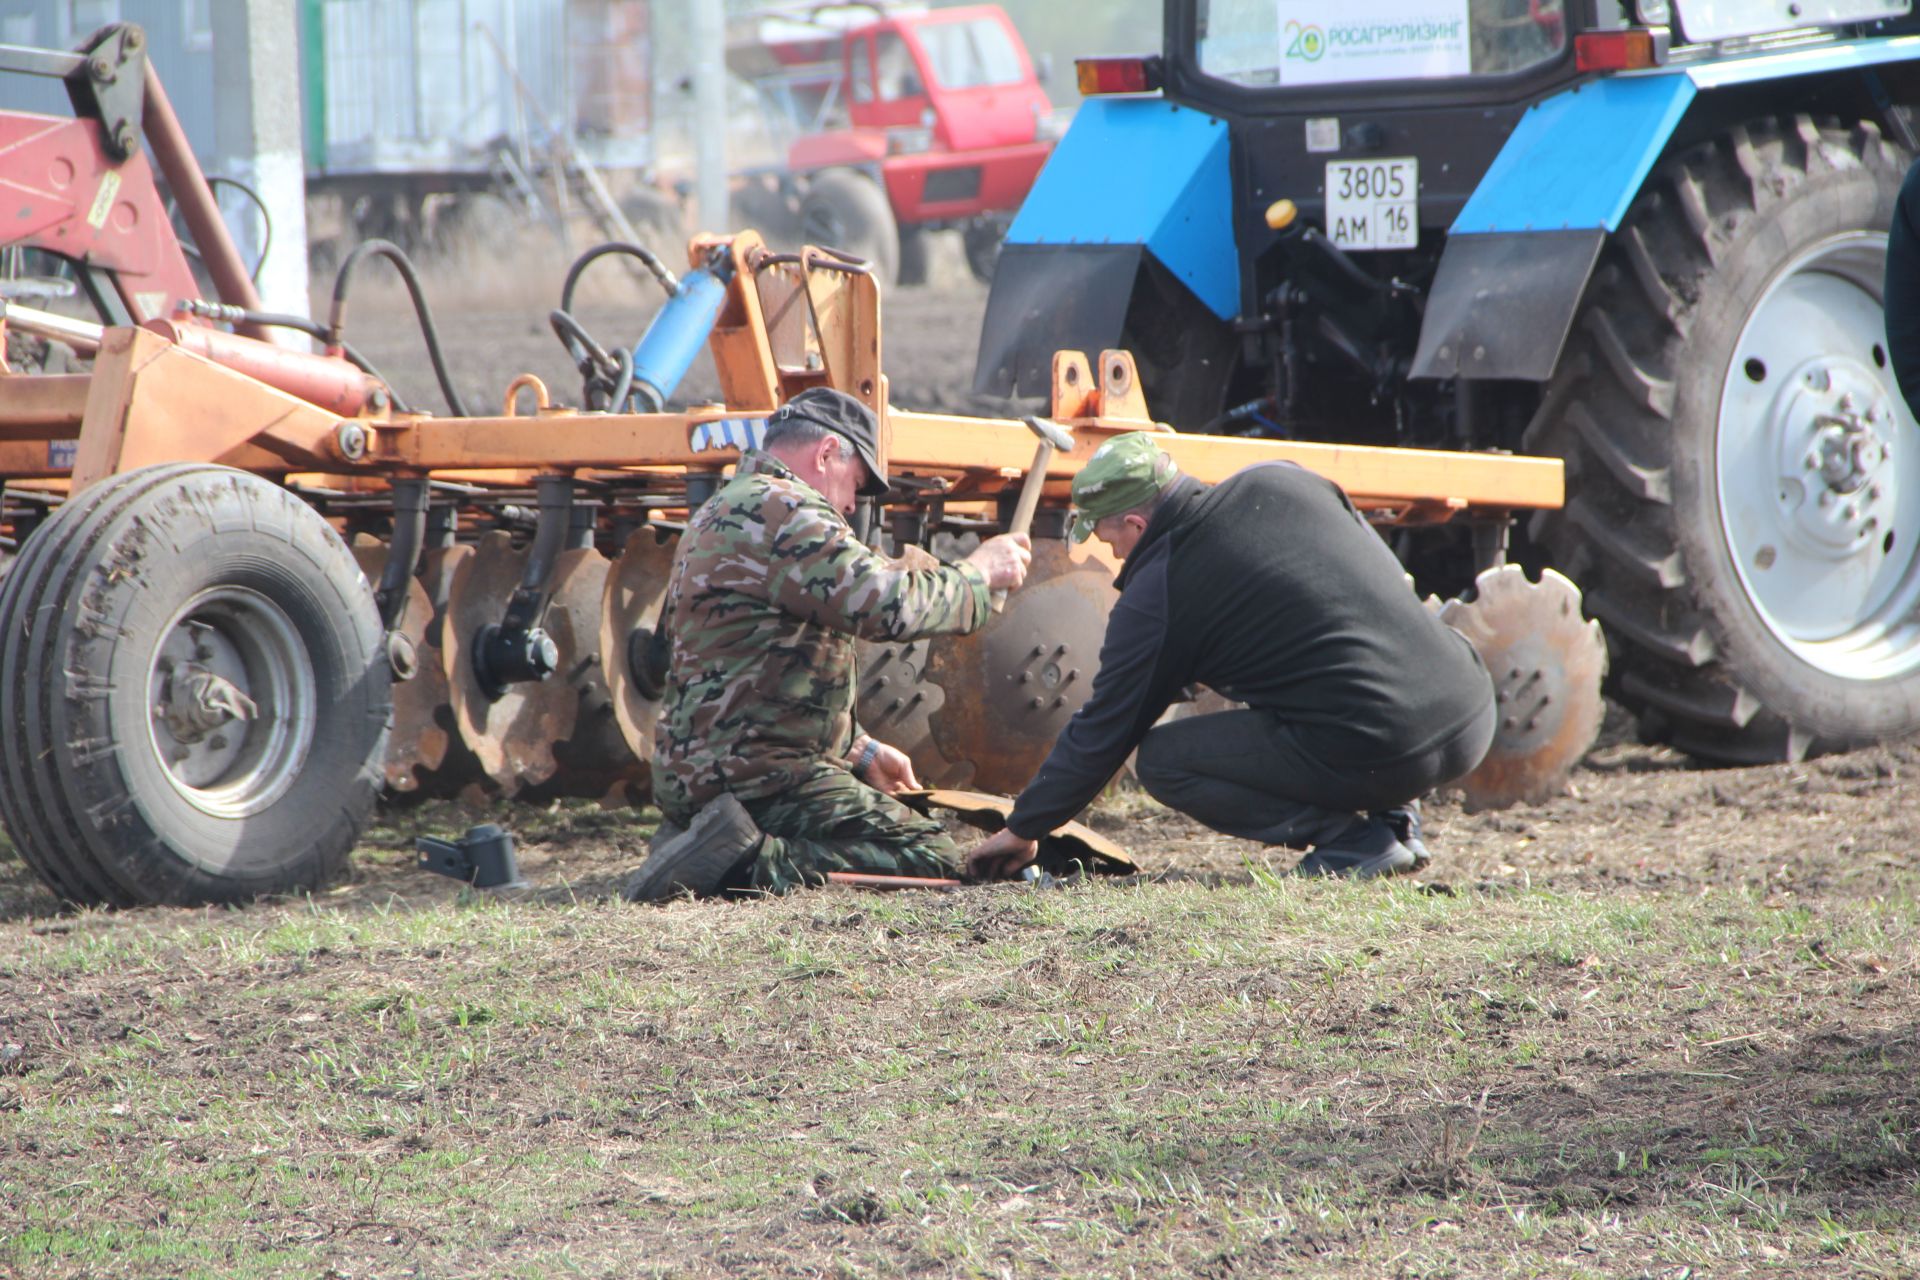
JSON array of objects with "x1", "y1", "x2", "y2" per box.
[{"x1": 1067, "y1": 432, "x2": 1179, "y2": 543}]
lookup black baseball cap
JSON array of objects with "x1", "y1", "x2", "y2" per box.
[{"x1": 768, "y1": 388, "x2": 890, "y2": 496}]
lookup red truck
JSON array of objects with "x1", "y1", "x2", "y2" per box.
[{"x1": 727, "y1": 3, "x2": 1058, "y2": 285}]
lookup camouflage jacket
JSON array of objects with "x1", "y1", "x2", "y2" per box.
[{"x1": 652, "y1": 450, "x2": 990, "y2": 819}]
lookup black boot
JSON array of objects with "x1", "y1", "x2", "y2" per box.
[
  {"x1": 623, "y1": 794, "x2": 764, "y2": 901},
  {"x1": 1375, "y1": 800, "x2": 1431, "y2": 869},
  {"x1": 1293, "y1": 813, "x2": 1415, "y2": 880}
]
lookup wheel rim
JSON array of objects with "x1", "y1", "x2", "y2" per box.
[
  {"x1": 1717, "y1": 231, "x2": 1920, "y2": 680},
  {"x1": 145, "y1": 586, "x2": 317, "y2": 818}
]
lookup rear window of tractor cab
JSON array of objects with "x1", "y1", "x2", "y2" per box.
[{"x1": 1196, "y1": 0, "x2": 1567, "y2": 87}]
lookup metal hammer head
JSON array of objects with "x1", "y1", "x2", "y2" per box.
[{"x1": 1021, "y1": 415, "x2": 1075, "y2": 452}]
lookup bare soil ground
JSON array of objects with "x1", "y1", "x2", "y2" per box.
[{"x1": 2, "y1": 252, "x2": 1917, "y2": 1277}]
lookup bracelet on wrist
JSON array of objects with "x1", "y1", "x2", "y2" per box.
[{"x1": 853, "y1": 738, "x2": 881, "y2": 780}]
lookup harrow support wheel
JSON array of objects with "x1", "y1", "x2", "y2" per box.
[
  {"x1": 442, "y1": 532, "x2": 644, "y2": 800},
  {"x1": 0, "y1": 465, "x2": 389, "y2": 907},
  {"x1": 599, "y1": 525, "x2": 680, "y2": 767}
]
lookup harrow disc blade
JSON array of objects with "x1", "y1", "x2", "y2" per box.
[
  {"x1": 351, "y1": 538, "x2": 446, "y2": 796},
  {"x1": 598, "y1": 525, "x2": 679, "y2": 765},
  {"x1": 915, "y1": 540, "x2": 1120, "y2": 796},
  {"x1": 407, "y1": 543, "x2": 496, "y2": 803},
  {"x1": 443, "y1": 533, "x2": 643, "y2": 797},
  {"x1": 1440, "y1": 565, "x2": 1607, "y2": 811},
  {"x1": 856, "y1": 634, "x2": 968, "y2": 788}
]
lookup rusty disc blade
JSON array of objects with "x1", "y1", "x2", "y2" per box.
[
  {"x1": 598, "y1": 525, "x2": 679, "y2": 764},
  {"x1": 917, "y1": 539, "x2": 1120, "y2": 795},
  {"x1": 856, "y1": 633, "x2": 968, "y2": 787},
  {"x1": 443, "y1": 534, "x2": 641, "y2": 796},
  {"x1": 406, "y1": 543, "x2": 495, "y2": 802},
  {"x1": 527, "y1": 546, "x2": 648, "y2": 803},
  {"x1": 1440, "y1": 565, "x2": 1607, "y2": 811},
  {"x1": 351, "y1": 538, "x2": 447, "y2": 795}
]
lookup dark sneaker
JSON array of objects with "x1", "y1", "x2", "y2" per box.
[
  {"x1": 1376, "y1": 801, "x2": 1431, "y2": 869},
  {"x1": 1294, "y1": 815, "x2": 1416, "y2": 880},
  {"x1": 623, "y1": 794, "x2": 763, "y2": 902}
]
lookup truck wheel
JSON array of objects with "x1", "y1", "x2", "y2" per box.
[
  {"x1": 897, "y1": 225, "x2": 931, "y2": 287},
  {"x1": 0, "y1": 465, "x2": 390, "y2": 906},
  {"x1": 1525, "y1": 116, "x2": 1916, "y2": 762},
  {"x1": 799, "y1": 169, "x2": 900, "y2": 284},
  {"x1": 962, "y1": 218, "x2": 1006, "y2": 283}
]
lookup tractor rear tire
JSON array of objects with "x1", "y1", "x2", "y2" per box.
[
  {"x1": 0, "y1": 465, "x2": 390, "y2": 906},
  {"x1": 1524, "y1": 116, "x2": 1918, "y2": 762},
  {"x1": 799, "y1": 169, "x2": 900, "y2": 284}
]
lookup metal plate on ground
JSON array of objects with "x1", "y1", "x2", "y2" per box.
[{"x1": 897, "y1": 787, "x2": 1138, "y2": 874}]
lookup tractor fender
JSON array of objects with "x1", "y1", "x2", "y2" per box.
[
  {"x1": 975, "y1": 97, "x2": 1235, "y2": 402},
  {"x1": 1412, "y1": 74, "x2": 1694, "y2": 381},
  {"x1": 1002, "y1": 96, "x2": 1236, "y2": 319},
  {"x1": 1416, "y1": 37, "x2": 1920, "y2": 381}
]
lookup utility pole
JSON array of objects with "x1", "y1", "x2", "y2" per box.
[
  {"x1": 690, "y1": 0, "x2": 729, "y2": 234},
  {"x1": 210, "y1": 0, "x2": 309, "y2": 341}
]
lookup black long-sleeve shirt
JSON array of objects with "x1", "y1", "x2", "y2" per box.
[{"x1": 1005, "y1": 463, "x2": 1493, "y2": 838}]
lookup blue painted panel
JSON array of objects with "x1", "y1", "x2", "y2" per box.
[
  {"x1": 1451, "y1": 74, "x2": 1695, "y2": 234},
  {"x1": 1008, "y1": 97, "x2": 1239, "y2": 320}
]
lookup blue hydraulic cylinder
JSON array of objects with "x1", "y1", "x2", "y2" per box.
[{"x1": 630, "y1": 260, "x2": 732, "y2": 412}]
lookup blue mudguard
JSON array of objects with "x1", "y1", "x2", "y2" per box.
[
  {"x1": 1455, "y1": 38, "x2": 1920, "y2": 235},
  {"x1": 1008, "y1": 97, "x2": 1238, "y2": 321}
]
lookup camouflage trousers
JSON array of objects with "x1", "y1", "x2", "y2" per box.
[{"x1": 722, "y1": 763, "x2": 960, "y2": 895}]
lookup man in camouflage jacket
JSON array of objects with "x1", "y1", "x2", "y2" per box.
[{"x1": 640, "y1": 387, "x2": 1032, "y2": 897}]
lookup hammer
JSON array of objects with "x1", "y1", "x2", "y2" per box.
[{"x1": 992, "y1": 415, "x2": 1075, "y2": 612}]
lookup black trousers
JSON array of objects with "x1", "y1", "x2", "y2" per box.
[{"x1": 1133, "y1": 701, "x2": 1496, "y2": 848}]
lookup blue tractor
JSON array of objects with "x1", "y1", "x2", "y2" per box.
[{"x1": 975, "y1": 0, "x2": 1920, "y2": 763}]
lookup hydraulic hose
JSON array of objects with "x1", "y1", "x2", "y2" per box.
[
  {"x1": 559, "y1": 241, "x2": 680, "y2": 313},
  {"x1": 327, "y1": 239, "x2": 472, "y2": 418}
]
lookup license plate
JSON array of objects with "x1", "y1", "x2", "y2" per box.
[{"x1": 1324, "y1": 157, "x2": 1418, "y2": 251}]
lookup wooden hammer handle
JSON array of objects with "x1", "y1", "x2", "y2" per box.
[{"x1": 990, "y1": 438, "x2": 1056, "y2": 612}]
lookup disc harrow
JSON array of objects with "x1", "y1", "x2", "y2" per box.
[{"x1": 0, "y1": 27, "x2": 1602, "y2": 906}]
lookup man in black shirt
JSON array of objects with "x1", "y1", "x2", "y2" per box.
[{"x1": 966, "y1": 432, "x2": 1497, "y2": 880}]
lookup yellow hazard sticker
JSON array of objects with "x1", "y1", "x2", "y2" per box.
[{"x1": 86, "y1": 170, "x2": 121, "y2": 230}]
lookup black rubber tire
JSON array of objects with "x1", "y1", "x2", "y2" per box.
[
  {"x1": 730, "y1": 176, "x2": 802, "y2": 249},
  {"x1": 962, "y1": 218, "x2": 1006, "y2": 284},
  {"x1": 897, "y1": 224, "x2": 931, "y2": 287},
  {"x1": 799, "y1": 169, "x2": 901, "y2": 284},
  {"x1": 1523, "y1": 116, "x2": 1914, "y2": 763},
  {"x1": 0, "y1": 466, "x2": 390, "y2": 907}
]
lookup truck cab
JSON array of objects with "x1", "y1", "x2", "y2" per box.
[{"x1": 732, "y1": 3, "x2": 1057, "y2": 283}]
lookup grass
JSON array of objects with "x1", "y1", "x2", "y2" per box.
[{"x1": 2, "y1": 859, "x2": 1918, "y2": 1278}]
